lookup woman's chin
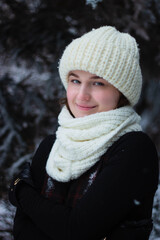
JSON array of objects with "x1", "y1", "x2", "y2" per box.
[{"x1": 71, "y1": 108, "x2": 98, "y2": 118}]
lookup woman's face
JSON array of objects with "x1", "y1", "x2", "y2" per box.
[{"x1": 67, "y1": 70, "x2": 121, "y2": 118}]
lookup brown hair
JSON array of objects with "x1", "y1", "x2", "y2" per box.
[{"x1": 117, "y1": 93, "x2": 130, "y2": 108}]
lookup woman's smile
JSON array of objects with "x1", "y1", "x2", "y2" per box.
[{"x1": 75, "y1": 103, "x2": 97, "y2": 111}]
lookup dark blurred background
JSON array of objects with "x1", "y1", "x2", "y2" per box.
[{"x1": 0, "y1": 0, "x2": 160, "y2": 239}]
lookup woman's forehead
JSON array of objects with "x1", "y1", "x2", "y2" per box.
[{"x1": 68, "y1": 70, "x2": 102, "y2": 79}]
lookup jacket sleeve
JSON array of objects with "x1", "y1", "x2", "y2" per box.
[
  {"x1": 13, "y1": 209, "x2": 52, "y2": 240},
  {"x1": 17, "y1": 132, "x2": 159, "y2": 240},
  {"x1": 13, "y1": 135, "x2": 56, "y2": 240}
]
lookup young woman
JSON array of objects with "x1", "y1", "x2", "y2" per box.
[{"x1": 9, "y1": 26, "x2": 159, "y2": 240}]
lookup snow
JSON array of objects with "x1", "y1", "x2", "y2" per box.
[
  {"x1": 133, "y1": 199, "x2": 141, "y2": 206},
  {"x1": 149, "y1": 180, "x2": 160, "y2": 240},
  {"x1": 0, "y1": 58, "x2": 52, "y2": 85},
  {"x1": 86, "y1": 0, "x2": 103, "y2": 9},
  {"x1": 0, "y1": 199, "x2": 15, "y2": 240}
]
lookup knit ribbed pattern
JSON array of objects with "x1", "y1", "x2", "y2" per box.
[
  {"x1": 46, "y1": 106, "x2": 142, "y2": 182},
  {"x1": 59, "y1": 26, "x2": 142, "y2": 106}
]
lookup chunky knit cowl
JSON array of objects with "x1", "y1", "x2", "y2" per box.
[{"x1": 46, "y1": 106, "x2": 142, "y2": 182}]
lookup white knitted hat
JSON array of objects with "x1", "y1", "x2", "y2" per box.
[{"x1": 58, "y1": 26, "x2": 142, "y2": 106}]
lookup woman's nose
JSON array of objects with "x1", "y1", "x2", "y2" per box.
[{"x1": 77, "y1": 85, "x2": 90, "y2": 101}]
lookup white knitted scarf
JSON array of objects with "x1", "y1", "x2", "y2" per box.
[{"x1": 46, "y1": 106, "x2": 142, "y2": 182}]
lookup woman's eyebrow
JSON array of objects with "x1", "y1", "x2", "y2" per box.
[
  {"x1": 68, "y1": 73, "x2": 79, "y2": 78},
  {"x1": 68, "y1": 73, "x2": 103, "y2": 80},
  {"x1": 90, "y1": 76, "x2": 102, "y2": 79}
]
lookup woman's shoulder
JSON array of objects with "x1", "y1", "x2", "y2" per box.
[
  {"x1": 118, "y1": 131, "x2": 154, "y2": 145},
  {"x1": 31, "y1": 134, "x2": 56, "y2": 166},
  {"x1": 30, "y1": 134, "x2": 56, "y2": 189},
  {"x1": 105, "y1": 131, "x2": 159, "y2": 173},
  {"x1": 37, "y1": 134, "x2": 56, "y2": 153},
  {"x1": 103, "y1": 131, "x2": 159, "y2": 192},
  {"x1": 109, "y1": 131, "x2": 158, "y2": 156},
  {"x1": 40, "y1": 134, "x2": 56, "y2": 147}
]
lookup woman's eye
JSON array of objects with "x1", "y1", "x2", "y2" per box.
[
  {"x1": 71, "y1": 79, "x2": 80, "y2": 84},
  {"x1": 94, "y1": 82, "x2": 105, "y2": 86}
]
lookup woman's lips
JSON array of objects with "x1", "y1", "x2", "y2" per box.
[{"x1": 76, "y1": 103, "x2": 96, "y2": 111}]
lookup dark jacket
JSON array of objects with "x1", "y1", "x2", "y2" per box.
[{"x1": 13, "y1": 131, "x2": 159, "y2": 240}]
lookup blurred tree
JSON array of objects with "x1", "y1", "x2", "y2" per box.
[{"x1": 0, "y1": 73, "x2": 62, "y2": 170}]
